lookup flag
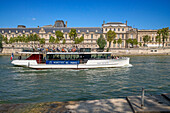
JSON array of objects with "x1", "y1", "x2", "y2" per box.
[{"x1": 10, "y1": 53, "x2": 14, "y2": 60}]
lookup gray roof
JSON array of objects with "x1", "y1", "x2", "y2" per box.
[
  {"x1": 106, "y1": 22, "x2": 124, "y2": 24},
  {"x1": 0, "y1": 27, "x2": 102, "y2": 34}
]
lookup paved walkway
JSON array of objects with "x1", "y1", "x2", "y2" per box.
[{"x1": 0, "y1": 93, "x2": 170, "y2": 113}]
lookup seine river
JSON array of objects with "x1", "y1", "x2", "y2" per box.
[{"x1": 0, "y1": 56, "x2": 170, "y2": 104}]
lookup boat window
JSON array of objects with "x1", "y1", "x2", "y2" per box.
[
  {"x1": 91, "y1": 54, "x2": 97, "y2": 59},
  {"x1": 60, "y1": 54, "x2": 65, "y2": 60},
  {"x1": 53, "y1": 54, "x2": 60, "y2": 60},
  {"x1": 97, "y1": 54, "x2": 102, "y2": 59},
  {"x1": 65, "y1": 54, "x2": 70, "y2": 60},
  {"x1": 47, "y1": 54, "x2": 53, "y2": 60}
]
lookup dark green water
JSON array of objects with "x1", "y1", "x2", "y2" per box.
[{"x1": 0, "y1": 56, "x2": 170, "y2": 104}]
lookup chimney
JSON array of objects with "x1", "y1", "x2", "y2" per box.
[
  {"x1": 65, "y1": 21, "x2": 67, "y2": 28},
  {"x1": 103, "y1": 20, "x2": 105, "y2": 24},
  {"x1": 126, "y1": 20, "x2": 127, "y2": 26}
]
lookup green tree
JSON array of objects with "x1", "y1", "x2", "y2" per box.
[
  {"x1": 39, "y1": 38, "x2": 45, "y2": 44},
  {"x1": 106, "y1": 30, "x2": 116, "y2": 50},
  {"x1": 96, "y1": 34, "x2": 106, "y2": 49},
  {"x1": 117, "y1": 38, "x2": 122, "y2": 48},
  {"x1": 69, "y1": 29, "x2": 77, "y2": 41},
  {"x1": 126, "y1": 39, "x2": 132, "y2": 48},
  {"x1": 55, "y1": 37, "x2": 60, "y2": 44},
  {"x1": 160, "y1": 27, "x2": 169, "y2": 47},
  {"x1": 74, "y1": 36, "x2": 84, "y2": 44},
  {"x1": 156, "y1": 29, "x2": 161, "y2": 46},
  {"x1": 0, "y1": 34, "x2": 3, "y2": 48},
  {"x1": 143, "y1": 35, "x2": 151, "y2": 46},
  {"x1": 62, "y1": 38, "x2": 66, "y2": 44},
  {"x1": 55, "y1": 31, "x2": 64, "y2": 40},
  {"x1": 49, "y1": 36, "x2": 55, "y2": 44},
  {"x1": 133, "y1": 39, "x2": 138, "y2": 47},
  {"x1": 139, "y1": 42, "x2": 142, "y2": 47},
  {"x1": 9, "y1": 37, "x2": 14, "y2": 44}
]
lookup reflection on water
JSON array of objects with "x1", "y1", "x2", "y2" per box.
[{"x1": 0, "y1": 56, "x2": 170, "y2": 104}]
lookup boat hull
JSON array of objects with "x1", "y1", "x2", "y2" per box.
[{"x1": 11, "y1": 58, "x2": 131, "y2": 69}]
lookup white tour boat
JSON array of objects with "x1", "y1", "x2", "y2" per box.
[{"x1": 11, "y1": 49, "x2": 132, "y2": 69}]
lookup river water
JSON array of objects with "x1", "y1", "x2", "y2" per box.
[{"x1": 0, "y1": 55, "x2": 170, "y2": 104}]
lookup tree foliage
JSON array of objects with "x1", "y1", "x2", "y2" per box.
[
  {"x1": 39, "y1": 38, "x2": 45, "y2": 44},
  {"x1": 96, "y1": 34, "x2": 106, "y2": 49},
  {"x1": 143, "y1": 35, "x2": 151, "y2": 46},
  {"x1": 69, "y1": 29, "x2": 77, "y2": 41},
  {"x1": 49, "y1": 36, "x2": 55, "y2": 43},
  {"x1": 160, "y1": 27, "x2": 169, "y2": 47},
  {"x1": 55, "y1": 31, "x2": 64, "y2": 40},
  {"x1": 62, "y1": 38, "x2": 66, "y2": 44},
  {"x1": 117, "y1": 38, "x2": 122, "y2": 44},
  {"x1": 74, "y1": 36, "x2": 84, "y2": 44},
  {"x1": 0, "y1": 34, "x2": 3, "y2": 48},
  {"x1": 106, "y1": 30, "x2": 116, "y2": 49}
]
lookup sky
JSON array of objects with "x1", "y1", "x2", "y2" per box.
[{"x1": 0, "y1": 0, "x2": 170, "y2": 29}]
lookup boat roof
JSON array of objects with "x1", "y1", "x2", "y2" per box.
[
  {"x1": 18, "y1": 52, "x2": 43, "y2": 54},
  {"x1": 47, "y1": 52, "x2": 112, "y2": 55}
]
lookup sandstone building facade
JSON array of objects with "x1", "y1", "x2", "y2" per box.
[{"x1": 0, "y1": 20, "x2": 170, "y2": 53}]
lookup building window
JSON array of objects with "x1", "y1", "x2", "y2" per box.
[
  {"x1": 114, "y1": 28, "x2": 116, "y2": 31},
  {"x1": 105, "y1": 28, "x2": 107, "y2": 31},
  {"x1": 41, "y1": 34, "x2": 43, "y2": 38},
  {"x1": 82, "y1": 34, "x2": 84, "y2": 37},
  {"x1": 91, "y1": 34, "x2": 93, "y2": 39},
  {"x1": 122, "y1": 28, "x2": 124, "y2": 31},
  {"x1": 96, "y1": 30, "x2": 98, "y2": 32},
  {"x1": 9, "y1": 30, "x2": 11, "y2": 33},
  {"x1": 53, "y1": 30, "x2": 55, "y2": 33},
  {"x1": 30, "y1": 30, "x2": 32, "y2": 33},
  {"x1": 110, "y1": 28, "x2": 111, "y2": 31},
  {"x1": 117, "y1": 34, "x2": 120, "y2": 38},
  {"x1": 78, "y1": 30, "x2": 80, "y2": 32},
  {"x1": 49, "y1": 34, "x2": 51, "y2": 38},
  {"x1": 91, "y1": 40, "x2": 93, "y2": 43},
  {"x1": 118, "y1": 28, "x2": 120, "y2": 31},
  {"x1": 12, "y1": 34, "x2": 14, "y2": 38},
  {"x1": 131, "y1": 34, "x2": 133, "y2": 39},
  {"x1": 152, "y1": 37, "x2": 154, "y2": 41},
  {"x1": 122, "y1": 41, "x2": 124, "y2": 47},
  {"x1": 113, "y1": 44, "x2": 116, "y2": 47},
  {"x1": 2, "y1": 30, "x2": 4, "y2": 33},
  {"x1": 23, "y1": 30, "x2": 25, "y2": 33},
  {"x1": 87, "y1": 30, "x2": 89, "y2": 32},
  {"x1": 140, "y1": 37, "x2": 142, "y2": 41},
  {"x1": 19, "y1": 34, "x2": 21, "y2": 36},
  {"x1": 122, "y1": 34, "x2": 124, "y2": 39},
  {"x1": 61, "y1": 30, "x2": 63, "y2": 32},
  {"x1": 65, "y1": 34, "x2": 67, "y2": 39}
]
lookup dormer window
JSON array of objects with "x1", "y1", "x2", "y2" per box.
[
  {"x1": 2, "y1": 30, "x2": 4, "y2": 33},
  {"x1": 16, "y1": 30, "x2": 18, "y2": 33},
  {"x1": 23, "y1": 30, "x2": 25, "y2": 33},
  {"x1": 30, "y1": 30, "x2": 32, "y2": 33},
  {"x1": 9, "y1": 30, "x2": 11, "y2": 33}
]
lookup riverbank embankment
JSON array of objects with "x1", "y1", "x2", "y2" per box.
[
  {"x1": 1, "y1": 48, "x2": 170, "y2": 56},
  {"x1": 0, "y1": 93, "x2": 170, "y2": 113}
]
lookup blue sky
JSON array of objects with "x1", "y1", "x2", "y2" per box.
[{"x1": 0, "y1": 0, "x2": 170, "y2": 29}]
